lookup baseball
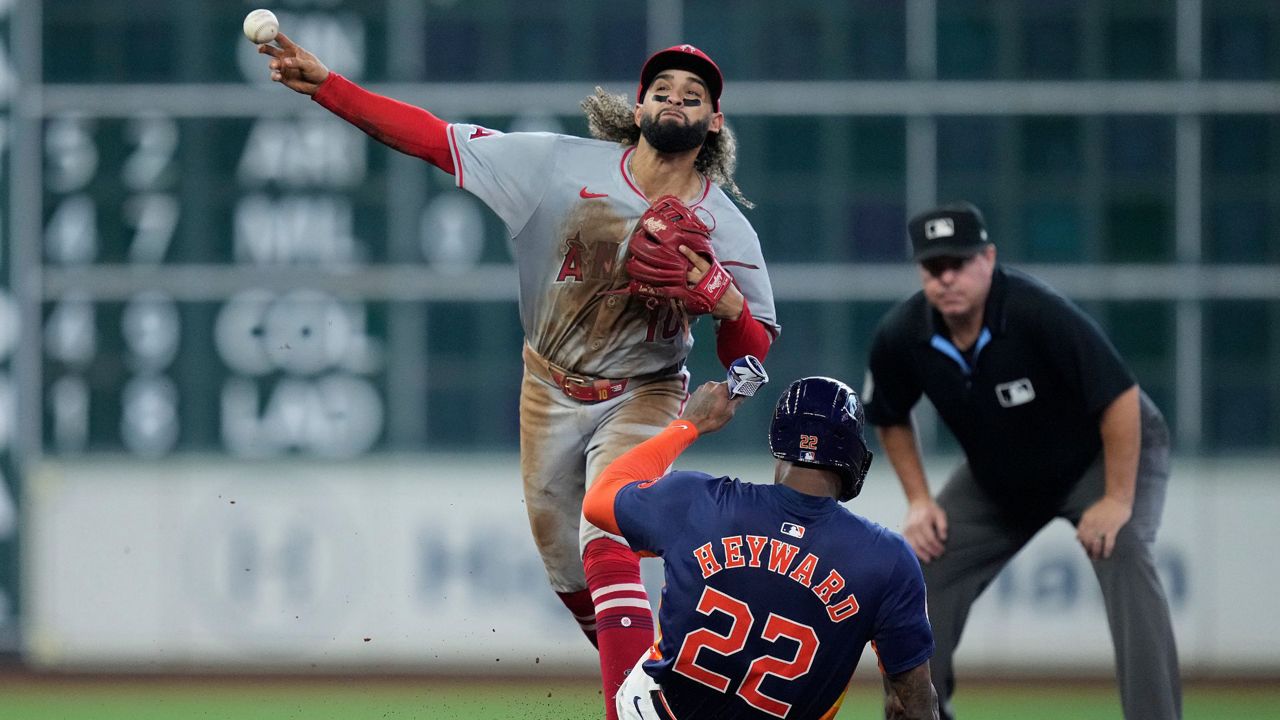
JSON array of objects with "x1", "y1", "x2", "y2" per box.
[{"x1": 243, "y1": 9, "x2": 279, "y2": 45}]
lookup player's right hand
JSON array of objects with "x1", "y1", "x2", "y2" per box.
[
  {"x1": 681, "y1": 381, "x2": 743, "y2": 436},
  {"x1": 258, "y1": 32, "x2": 330, "y2": 95},
  {"x1": 903, "y1": 499, "x2": 948, "y2": 563}
]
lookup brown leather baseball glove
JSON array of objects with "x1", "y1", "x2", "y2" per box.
[{"x1": 615, "y1": 195, "x2": 733, "y2": 315}]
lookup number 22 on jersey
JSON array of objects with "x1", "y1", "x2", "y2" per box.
[{"x1": 673, "y1": 586, "x2": 819, "y2": 718}]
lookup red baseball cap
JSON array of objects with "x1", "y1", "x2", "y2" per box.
[{"x1": 637, "y1": 44, "x2": 724, "y2": 111}]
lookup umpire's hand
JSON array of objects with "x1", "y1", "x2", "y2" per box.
[
  {"x1": 903, "y1": 499, "x2": 948, "y2": 563},
  {"x1": 681, "y1": 381, "x2": 744, "y2": 436},
  {"x1": 1076, "y1": 495, "x2": 1132, "y2": 561}
]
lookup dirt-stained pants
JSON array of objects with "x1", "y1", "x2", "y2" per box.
[{"x1": 519, "y1": 348, "x2": 687, "y2": 592}]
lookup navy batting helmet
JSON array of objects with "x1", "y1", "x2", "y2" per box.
[{"x1": 769, "y1": 377, "x2": 874, "y2": 501}]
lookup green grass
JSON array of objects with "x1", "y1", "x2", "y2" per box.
[
  {"x1": 0, "y1": 677, "x2": 1275, "y2": 719},
  {"x1": 0, "y1": 680, "x2": 599, "y2": 720},
  {"x1": 946, "y1": 685, "x2": 1280, "y2": 720}
]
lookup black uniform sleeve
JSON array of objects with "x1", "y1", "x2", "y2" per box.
[
  {"x1": 864, "y1": 306, "x2": 923, "y2": 427},
  {"x1": 1025, "y1": 282, "x2": 1136, "y2": 417}
]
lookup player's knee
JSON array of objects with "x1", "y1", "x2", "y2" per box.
[{"x1": 530, "y1": 510, "x2": 582, "y2": 559}]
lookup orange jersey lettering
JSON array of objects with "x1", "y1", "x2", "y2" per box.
[
  {"x1": 722, "y1": 536, "x2": 746, "y2": 568},
  {"x1": 693, "y1": 542, "x2": 724, "y2": 579},
  {"x1": 767, "y1": 539, "x2": 801, "y2": 575}
]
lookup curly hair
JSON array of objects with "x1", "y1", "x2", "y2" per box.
[{"x1": 580, "y1": 87, "x2": 753, "y2": 209}]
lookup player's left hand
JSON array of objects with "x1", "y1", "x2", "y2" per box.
[
  {"x1": 680, "y1": 245, "x2": 744, "y2": 321},
  {"x1": 681, "y1": 381, "x2": 744, "y2": 435},
  {"x1": 1075, "y1": 495, "x2": 1132, "y2": 561}
]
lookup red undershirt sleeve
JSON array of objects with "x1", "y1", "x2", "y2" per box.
[
  {"x1": 715, "y1": 298, "x2": 774, "y2": 369},
  {"x1": 582, "y1": 420, "x2": 701, "y2": 536},
  {"x1": 312, "y1": 72, "x2": 455, "y2": 174}
]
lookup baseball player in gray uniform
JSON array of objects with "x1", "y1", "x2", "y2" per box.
[{"x1": 258, "y1": 35, "x2": 778, "y2": 719}]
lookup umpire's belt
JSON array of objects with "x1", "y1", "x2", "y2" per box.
[{"x1": 523, "y1": 344, "x2": 679, "y2": 404}]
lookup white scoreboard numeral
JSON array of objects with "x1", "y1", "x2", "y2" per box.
[
  {"x1": 122, "y1": 291, "x2": 180, "y2": 371},
  {"x1": 44, "y1": 294, "x2": 96, "y2": 367},
  {"x1": 121, "y1": 374, "x2": 178, "y2": 458},
  {"x1": 122, "y1": 115, "x2": 178, "y2": 191},
  {"x1": 124, "y1": 193, "x2": 179, "y2": 264},
  {"x1": 122, "y1": 116, "x2": 180, "y2": 263},
  {"x1": 43, "y1": 195, "x2": 99, "y2": 265},
  {"x1": 44, "y1": 117, "x2": 98, "y2": 193}
]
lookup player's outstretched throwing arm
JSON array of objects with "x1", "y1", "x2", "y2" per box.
[
  {"x1": 257, "y1": 32, "x2": 457, "y2": 174},
  {"x1": 583, "y1": 381, "x2": 742, "y2": 534}
]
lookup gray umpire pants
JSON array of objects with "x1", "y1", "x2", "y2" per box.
[{"x1": 926, "y1": 394, "x2": 1181, "y2": 720}]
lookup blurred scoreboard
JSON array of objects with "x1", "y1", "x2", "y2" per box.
[
  {"x1": 20, "y1": 2, "x2": 546, "y2": 461},
  {"x1": 2, "y1": 0, "x2": 20, "y2": 651},
  {"x1": 39, "y1": 111, "x2": 396, "y2": 458},
  {"x1": 0, "y1": 2, "x2": 549, "y2": 649},
  {"x1": 0, "y1": 0, "x2": 676, "y2": 657}
]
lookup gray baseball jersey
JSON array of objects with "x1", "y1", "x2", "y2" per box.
[{"x1": 447, "y1": 125, "x2": 779, "y2": 377}]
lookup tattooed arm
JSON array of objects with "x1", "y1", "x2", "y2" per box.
[{"x1": 882, "y1": 662, "x2": 939, "y2": 720}]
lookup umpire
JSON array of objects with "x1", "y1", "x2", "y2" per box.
[{"x1": 863, "y1": 202, "x2": 1181, "y2": 720}]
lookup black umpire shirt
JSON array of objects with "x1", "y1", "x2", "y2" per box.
[{"x1": 864, "y1": 266, "x2": 1136, "y2": 511}]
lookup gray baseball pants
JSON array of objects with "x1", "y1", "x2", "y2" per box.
[
  {"x1": 926, "y1": 394, "x2": 1181, "y2": 720},
  {"x1": 519, "y1": 348, "x2": 688, "y2": 593}
]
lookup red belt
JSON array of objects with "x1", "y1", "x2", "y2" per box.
[
  {"x1": 549, "y1": 368, "x2": 630, "y2": 402},
  {"x1": 524, "y1": 344, "x2": 679, "y2": 404}
]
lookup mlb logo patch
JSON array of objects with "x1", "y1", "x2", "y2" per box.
[
  {"x1": 781, "y1": 522, "x2": 805, "y2": 539},
  {"x1": 924, "y1": 218, "x2": 955, "y2": 240},
  {"x1": 995, "y1": 378, "x2": 1036, "y2": 407}
]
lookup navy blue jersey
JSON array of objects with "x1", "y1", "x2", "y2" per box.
[{"x1": 614, "y1": 471, "x2": 933, "y2": 720}]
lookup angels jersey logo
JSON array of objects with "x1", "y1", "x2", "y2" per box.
[{"x1": 557, "y1": 232, "x2": 621, "y2": 282}]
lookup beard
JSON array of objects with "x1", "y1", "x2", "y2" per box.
[{"x1": 640, "y1": 111, "x2": 712, "y2": 154}]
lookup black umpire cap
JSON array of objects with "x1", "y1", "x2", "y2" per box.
[{"x1": 908, "y1": 202, "x2": 991, "y2": 261}]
